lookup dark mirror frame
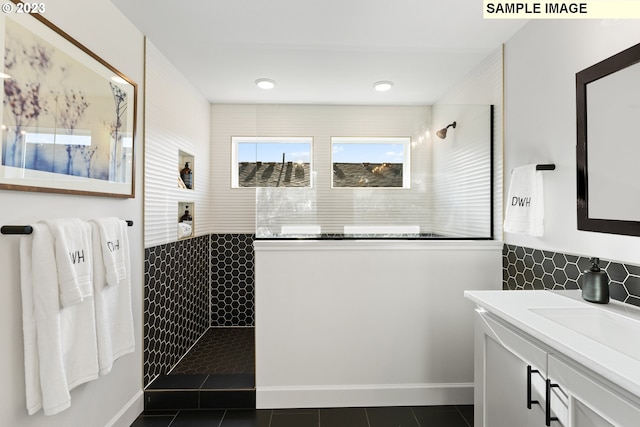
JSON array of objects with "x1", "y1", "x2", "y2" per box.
[{"x1": 576, "y1": 42, "x2": 640, "y2": 237}]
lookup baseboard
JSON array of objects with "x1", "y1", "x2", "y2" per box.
[
  {"x1": 256, "y1": 382, "x2": 473, "y2": 409},
  {"x1": 105, "y1": 389, "x2": 144, "y2": 427}
]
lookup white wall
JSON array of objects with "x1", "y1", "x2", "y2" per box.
[
  {"x1": 255, "y1": 240, "x2": 503, "y2": 409},
  {"x1": 504, "y1": 20, "x2": 640, "y2": 265},
  {"x1": 144, "y1": 41, "x2": 211, "y2": 248},
  {"x1": 0, "y1": 2, "x2": 144, "y2": 426}
]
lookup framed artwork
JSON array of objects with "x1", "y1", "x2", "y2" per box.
[{"x1": 0, "y1": 2, "x2": 137, "y2": 197}]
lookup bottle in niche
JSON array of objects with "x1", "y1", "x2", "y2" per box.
[
  {"x1": 180, "y1": 161, "x2": 193, "y2": 189},
  {"x1": 180, "y1": 205, "x2": 193, "y2": 226}
]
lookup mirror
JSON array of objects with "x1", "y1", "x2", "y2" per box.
[{"x1": 576, "y1": 42, "x2": 640, "y2": 236}]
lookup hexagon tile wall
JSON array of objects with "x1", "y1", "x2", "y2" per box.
[
  {"x1": 144, "y1": 235, "x2": 210, "y2": 385},
  {"x1": 143, "y1": 233, "x2": 256, "y2": 386},
  {"x1": 503, "y1": 244, "x2": 640, "y2": 307},
  {"x1": 210, "y1": 234, "x2": 255, "y2": 327}
]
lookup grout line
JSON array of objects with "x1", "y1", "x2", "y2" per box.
[
  {"x1": 217, "y1": 409, "x2": 226, "y2": 427},
  {"x1": 166, "y1": 328, "x2": 210, "y2": 375},
  {"x1": 364, "y1": 407, "x2": 372, "y2": 427},
  {"x1": 409, "y1": 407, "x2": 422, "y2": 427},
  {"x1": 167, "y1": 411, "x2": 179, "y2": 426},
  {"x1": 454, "y1": 406, "x2": 472, "y2": 427}
]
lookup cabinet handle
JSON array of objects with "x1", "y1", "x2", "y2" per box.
[
  {"x1": 545, "y1": 378, "x2": 560, "y2": 426},
  {"x1": 526, "y1": 365, "x2": 540, "y2": 409}
]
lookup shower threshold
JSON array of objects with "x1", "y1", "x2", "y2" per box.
[{"x1": 145, "y1": 327, "x2": 255, "y2": 410}]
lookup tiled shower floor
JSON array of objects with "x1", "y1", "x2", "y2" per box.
[{"x1": 170, "y1": 327, "x2": 255, "y2": 375}]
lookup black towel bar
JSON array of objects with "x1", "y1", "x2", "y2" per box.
[
  {"x1": 1, "y1": 220, "x2": 134, "y2": 235},
  {"x1": 536, "y1": 164, "x2": 555, "y2": 171}
]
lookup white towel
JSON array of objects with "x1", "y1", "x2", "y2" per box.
[
  {"x1": 178, "y1": 222, "x2": 192, "y2": 239},
  {"x1": 90, "y1": 221, "x2": 135, "y2": 375},
  {"x1": 19, "y1": 234, "x2": 43, "y2": 415},
  {"x1": 92, "y1": 217, "x2": 127, "y2": 286},
  {"x1": 29, "y1": 224, "x2": 71, "y2": 415},
  {"x1": 43, "y1": 218, "x2": 93, "y2": 306},
  {"x1": 504, "y1": 164, "x2": 545, "y2": 236},
  {"x1": 30, "y1": 223, "x2": 100, "y2": 416}
]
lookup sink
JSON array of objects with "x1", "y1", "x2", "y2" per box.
[{"x1": 529, "y1": 307, "x2": 640, "y2": 361}]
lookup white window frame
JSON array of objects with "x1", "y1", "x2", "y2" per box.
[
  {"x1": 231, "y1": 136, "x2": 313, "y2": 188},
  {"x1": 330, "y1": 136, "x2": 411, "y2": 189}
]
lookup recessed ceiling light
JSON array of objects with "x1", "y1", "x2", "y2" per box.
[
  {"x1": 373, "y1": 81, "x2": 393, "y2": 92},
  {"x1": 255, "y1": 78, "x2": 276, "y2": 90}
]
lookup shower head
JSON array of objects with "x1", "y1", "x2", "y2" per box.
[{"x1": 436, "y1": 121, "x2": 457, "y2": 139}]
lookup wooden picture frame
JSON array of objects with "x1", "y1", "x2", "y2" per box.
[{"x1": 0, "y1": 2, "x2": 137, "y2": 197}]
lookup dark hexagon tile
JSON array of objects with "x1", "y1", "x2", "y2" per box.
[
  {"x1": 625, "y1": 264, "x2": 640, "y2": 277},
  {"x1": 576, "y1": 256, "x2": 591, "y2": 273},
  {"x1": 625, "y1": 296, "x2": 640, "y2": 307},
  {"x1": 623, "y1": 275, "x2": 640, "y2": 298},
  {"x1": 565, "y1": 263, "x2": 581, "y2": 281},
  {"x1": 552, "y1": 253, "x2": 567, "y2": 269},
  {"x1": 565, "y1": 280, "x2": 579, "y2": 290},
  {"x1": 609, "y1": 282, "x2": 628, "y2": 303},
  {"x1": 606, "y1": 262, "x2": 628, "y2": 283},
  {"x1": 533, "y1": 264, "x2": 544, "y2": 279},
  {"x1": 542, "y1": 258, "x2": 555, "y2": 275},
  {"x1": 144, "y1": 235, "x2": 210, "y2": 386},
  {"x1": 532, "y1": 278, "x2": 545, "y2": 290},
  {"x1": 552, "y1": 269, "x2": 568, "y2": 286},
  {"x1": 524, "y1": 268, "x2": 534, "y2": 284},
  {"x1": 524, "y1": 253, "x2": 535, "y2": 269},
  {"x1": 532, "y1": 249, "x2": 544, "y2": 264},
  {"x1": 565, "y1": 254, "x2": 579, "y2": 264},
  {"x1": 542, "y1": 273, "x2": 555, "y2": 289}
]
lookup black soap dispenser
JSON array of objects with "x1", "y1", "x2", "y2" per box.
[{"x1": 581, "y1": 258, "x2": 610, "y2": 304}]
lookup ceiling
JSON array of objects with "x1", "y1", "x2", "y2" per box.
[{"x1": 110, "y1": 0, "x2": 527, "y2": 105}]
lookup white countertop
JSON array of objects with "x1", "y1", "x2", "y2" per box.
[{"x1": 464, "y1": 289, "x2": 640, "y2": 398}]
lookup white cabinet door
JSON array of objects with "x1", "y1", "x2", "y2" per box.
[
  {"x1": 485, "y1": 335, "x2": 546, "y2": 426},
  {"x1": 548, "y1": 355, "x2": 640, "y2": 427},
  {"x1": 573, "y1": 400, "x2": 613, "y2": 427},
  {"x1": 475, "y1": 310, "x2": 553, "y2": 426}
]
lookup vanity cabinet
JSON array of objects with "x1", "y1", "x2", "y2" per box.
[
  {"x1": 475, "y1": 309, "x2": 566, "y2": 426},
  {"x1": 548, "y1": 355, "x2": 640, "y2": 426},
  {"x1": 475, "y1": 309, "x2": 640, "y2": 427}
]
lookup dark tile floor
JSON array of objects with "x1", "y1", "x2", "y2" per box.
[
  {"x1": 171, "y1": 327, "x2": 255, "y2": 375},
  {"x1": 138, "y1": 328, "x2": 475, "y2": 426},
  {"x1": 132, "y1": 405, "x2": 474, "y2": 426}
]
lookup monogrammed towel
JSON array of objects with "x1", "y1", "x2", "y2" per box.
[
  {"x1": 42, "y1": 218, "x2": 93, "y2": 306},
  {"x1": 504, "y1": 164, "x2": 544, "y2": 236},
  {"x1": 91, "y1": 217, "x2": 127, "y2": 286},
  {"x1": 89, "y1": 221, "x2": 135, "y2": 375}
]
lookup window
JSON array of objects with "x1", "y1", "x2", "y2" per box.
[
  {"x1": 232, "y1": 137, "x2": 312, "y2": 188},
  {"x1": 331, "y1": 137, "x2": 411, "y2": 188}
]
